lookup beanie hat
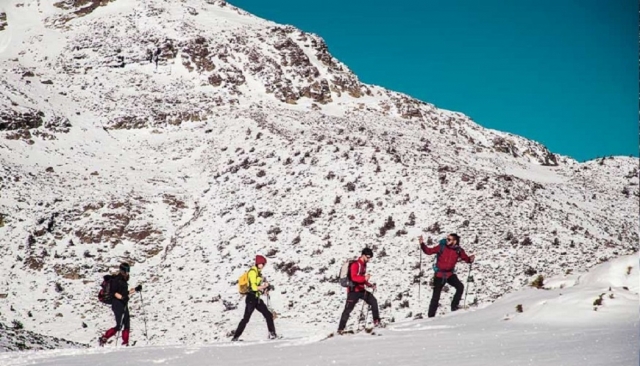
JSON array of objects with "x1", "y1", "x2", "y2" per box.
[
  {"x1": 361, "y1": 248, "x2": 374, "y2": 257},
  {"x1": 119, "y1": 262, "x2": 130, "y2": 273},
  {"x1": 255, "y1": 255, "x2": 267, "y2": 265}
]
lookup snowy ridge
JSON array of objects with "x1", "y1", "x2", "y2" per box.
[
  {"x1": 1, "y1": 0, "x2": 563, "y2": 165},
  {"x1": 0, "y1": 0, "x2": 638, "y2": 349}
]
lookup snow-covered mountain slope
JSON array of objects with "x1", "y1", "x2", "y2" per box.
[
  {"x1": 0, "y1": 0, "x2": 638, "y2": 347},
  {"x1": 1, "y1": 255, "x2": 637, "y2": 365}
]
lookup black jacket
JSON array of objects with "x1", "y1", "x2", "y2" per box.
[{"x1": 110, "y1": 274, "x2": 129, "y2": 304}]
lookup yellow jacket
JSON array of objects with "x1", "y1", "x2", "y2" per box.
[{"x1": 248, "y1": 266, "x2": 263, "y2": 296}]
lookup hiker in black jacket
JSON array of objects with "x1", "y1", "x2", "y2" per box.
[{"x1": 99, "y1": 263, "x2": 142, "y2": 346}]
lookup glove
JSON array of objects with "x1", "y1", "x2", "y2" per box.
[{"x1": 135, "y1": 285, "x2": 142, "y2": 292}]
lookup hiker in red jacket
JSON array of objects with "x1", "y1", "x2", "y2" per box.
[
  {"x1": 419, "y1": 234, "x2": 475, "y2": 317},
  {"x1": 337, "y1": 248, "x2": 381, "y2": 334}
]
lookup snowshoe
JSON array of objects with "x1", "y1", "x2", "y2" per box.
[
  {"x1": 98, "y1": 337, "x2": 108, "y2": 347},
  {"x1": 337, "y1": 330, "x2": 355, "y2": 335}
]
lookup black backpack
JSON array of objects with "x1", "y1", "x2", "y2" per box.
[{"x1": 98, "y1": 275, "x2": 114, "y2": 305}]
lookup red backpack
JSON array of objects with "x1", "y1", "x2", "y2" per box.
[{"x1": 98, "y1": 275, "x2": 114, "y2": 305}]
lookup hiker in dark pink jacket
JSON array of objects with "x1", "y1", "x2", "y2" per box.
[{"x1": 420, "y1": 234, "x2": 475, "y2": 317}]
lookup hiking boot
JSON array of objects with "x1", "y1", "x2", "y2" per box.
[
  {"x1": 337, "y1": 330, "x2": 345, "y2": 335},
  {"x1": 373, "y1": 319, "x2": 384, "y2": 328},
  {"x1": 451, "y1": 306, "x2": 460, "y2": 312},
  {"x1": 98, "y1": 337, "x2": 107, "y2": 347},
  {"x1": 231, "y1": 337, "x2": 239, "y2": 342},
  {"x1": 121, "y1": 342, "x2": 129, "y2": 347},
  {"x1": 268, "y1": 332, "x2": 278, "y2": 340}
]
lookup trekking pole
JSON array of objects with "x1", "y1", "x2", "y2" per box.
[
  {"x1": 463, "y1": 263, "x2": 473, "y2": 309},
  {"x1": 115, "y1": 311, "x2": 125, "y2": 348},
  {"x1": 418, "y1": 244, "x2": 422, "y2": 302},
  {"x1": 265, "y1": 292, "x2": 271, "y2": 313},
  {"x1": 139, "y1": 292, "x2": 150, "y2": 344},
  {"x1": 266, "y1": 292, "x2": 278, "y2": 319},
  {"x1": 358, "y1": 298, "x2": 367, "y2": 331},
  {"x1": 362, "y1": 287, "x2": 376, "y2": 332}
]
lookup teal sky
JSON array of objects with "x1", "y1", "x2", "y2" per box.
[{"x1": 230, "y1": 0, "x2": 638, "y2": 162}]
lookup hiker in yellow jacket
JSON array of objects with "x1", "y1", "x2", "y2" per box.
[{"x1": 232, "y1": 255, "x2": 277, "y2": 341}]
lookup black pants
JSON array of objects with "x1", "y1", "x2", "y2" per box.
[
  {"x1": 233, "y1": 293, "x2": 275, "y2": 338},
  {"x1": 338, "y1": 290, "x2": 380, "y2": 331},
  {"x1": 112, "y1": 301, "x2": 130, "y2": 331},
  {"x1": 428, "y1": 274, "x2": 464, "y2": 318}
]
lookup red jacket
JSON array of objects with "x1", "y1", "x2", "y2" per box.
[
  {"x1": 421, "y1": 242, "x2": 472, "y2": 278},
  {"x1": 349, "y1": 258, "x2": 372, "y2": 292}
]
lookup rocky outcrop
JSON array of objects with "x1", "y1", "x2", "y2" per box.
[
  {"x1": 0, "y1": 322, "x2": 87, "y2": 352},
  {"x1": 493, "y1": 136, "x2": 520, "y2": 157},
  {"x1": 56, "y1": 10, "x2": 374, "y2": 118},
  {"x1": 0, "y1": 12, "x2": 7, "y2": 31},
  {"x1": 301, "y1": 80, "x2": 332, "y2": 104},
  {"x1": 181, "y1": 36, "x2": 216, "y2": 73},
  {"x1": 52, "y1": 0, "x2": 117, "y2": 25},
  {"x1": 0, "y1": 109, "x2": 44, "y2": 131},
  {"x1": 542, "y1": 150, "x2": 559, "y2": 166}
]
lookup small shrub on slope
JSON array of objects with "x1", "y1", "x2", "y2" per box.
[
  {"x1": 530, "y1": 275, "x2": 544, "y2": 289},
  {"x1": 515, "y1": 304, "x2": 523, "y2": 313},
  {"x1": 378, "y1": 216, "x2": 395, "y2": 237},
  {"x1": 593, "y1": 293, "x2": 605, "y2": 308}
]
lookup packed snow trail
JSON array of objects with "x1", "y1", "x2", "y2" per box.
[{"x1": 1, "y1": 317, "x2": 635, "y2": 366}]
